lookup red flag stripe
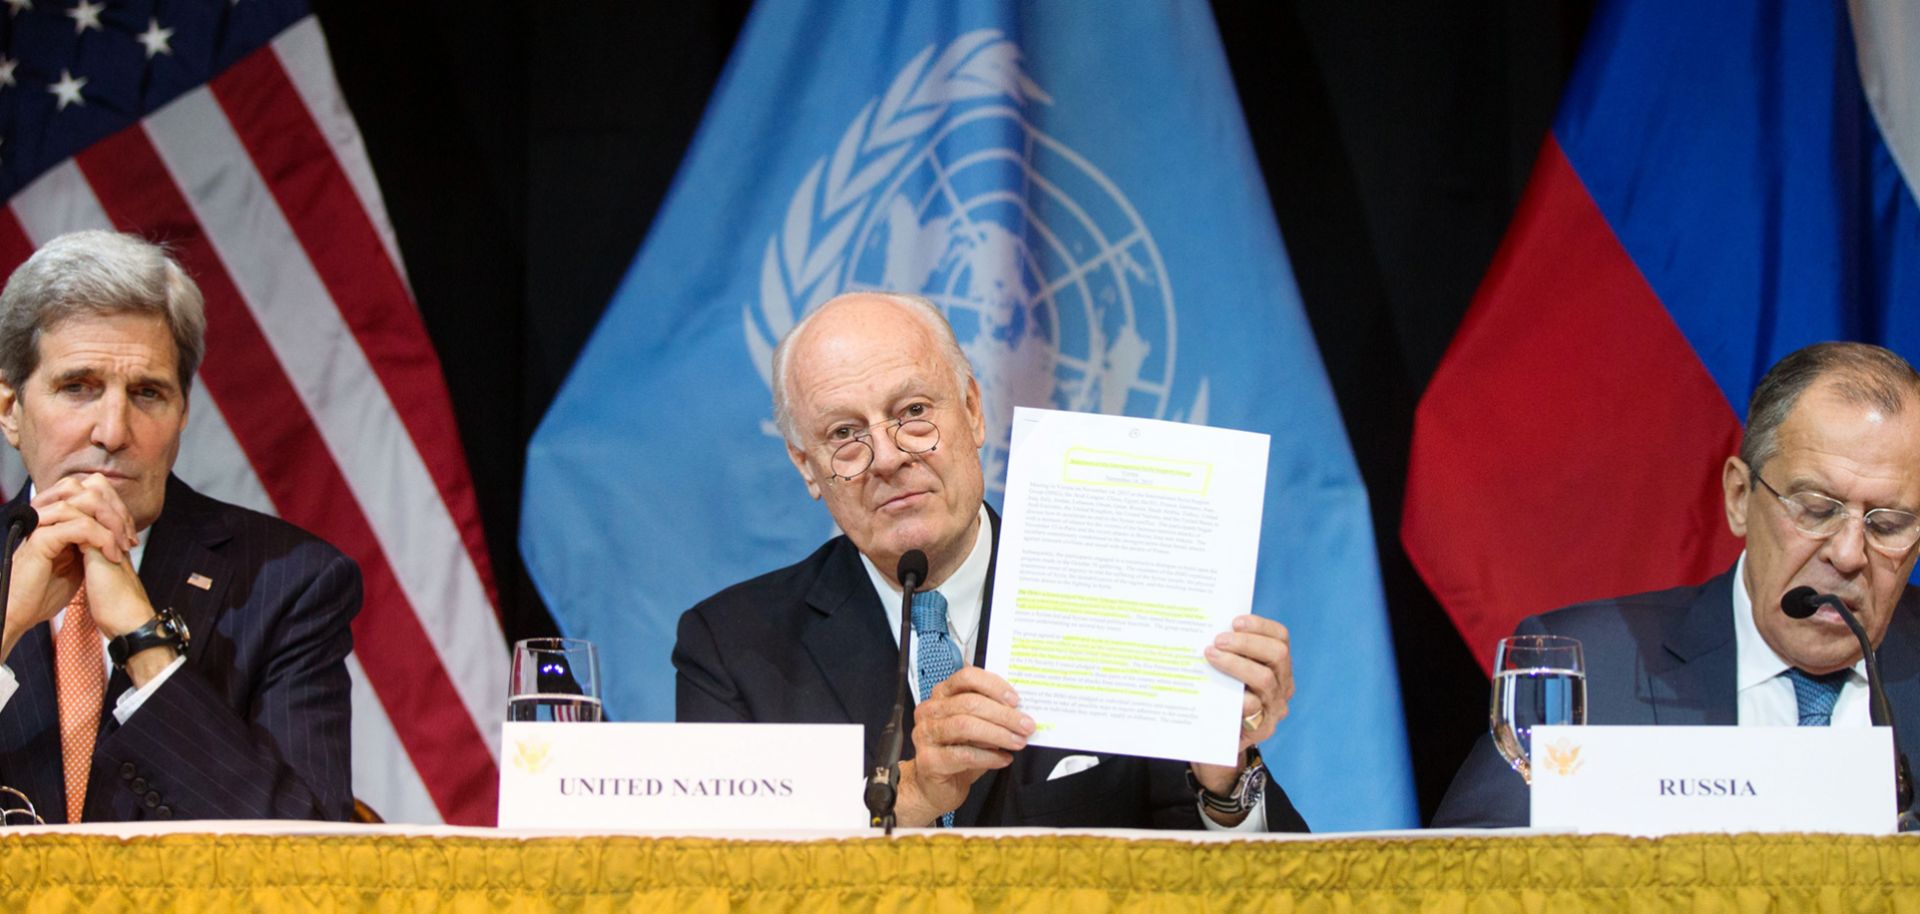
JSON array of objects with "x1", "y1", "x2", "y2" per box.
[
  {"x1": 73, "y1": 124, "x2": 498, "y2": 823},
  {"x1": 207, "y1": 47, "x2": 500, "y2": 609},
  {"x1": 1402, "y1": 137, "x2": 1743, "y2": 672},
  {"x1": 0, "y1": 209, "x2": 33, "y2": 279}
]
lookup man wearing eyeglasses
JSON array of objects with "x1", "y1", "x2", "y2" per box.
[
  {"x1": 674, "y1": 291, "x2": 1307, "y2": 831},
  {"x1": 1434, "y1": 341, "x2": 1920, "y2": 827}
]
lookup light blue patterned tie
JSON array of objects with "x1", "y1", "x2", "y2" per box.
[
  {"x1": 1784, "y1": 668, "x2": 1849, "y2": 726},
  {"x1": 911, "y1": 589, "x2": 962, "y2": 827}
]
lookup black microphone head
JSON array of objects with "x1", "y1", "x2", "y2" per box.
[
  {"x1": 6, "y1": 502, "x2": 35, "y2": 536},
  {"x1": 896, "y1": 550, "x2": 929, "y2": 590},
  {"x1": 1782, "y1": 585, "x2": 1821, "y2": 620}
]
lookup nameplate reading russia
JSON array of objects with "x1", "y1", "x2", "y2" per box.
[
  {"x1": 499, "y1": 722, "x2": 865, "y2": 830},
  {"x1": 1529, "y1": 724, "x2": 1894, "y2": 835}
]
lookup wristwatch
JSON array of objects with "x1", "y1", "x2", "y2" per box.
[
  {"x1": 107, "y1": 607, "x2": 190, "y2": 668},
  {"x1": 1187, "y1": 746, "x2": 1268, "y2": 816}
]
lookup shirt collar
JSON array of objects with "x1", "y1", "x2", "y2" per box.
[{"x1": 860, "y1": 504, "x2": 992, "y2": 648}]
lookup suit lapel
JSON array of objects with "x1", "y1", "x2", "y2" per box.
[
  {"x1": 1648, "y1": 570, "x2": 1738, "y2": 725},
  {"x1": 799, "y1": 538, "x2": 904, "y2": 766}
]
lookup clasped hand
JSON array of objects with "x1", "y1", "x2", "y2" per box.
[{"x1": 0, "y1": 473, "x2": 154, "y2": 662}]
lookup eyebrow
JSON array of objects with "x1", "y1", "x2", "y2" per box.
[{"x1": 47, "y1": 366, "x2": 178, "y2": 393}]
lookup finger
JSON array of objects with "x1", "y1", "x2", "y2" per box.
[
  {"x1": 1232, "y1": 614, "x2": 1288, "y2": 643},
  {"x1": 1210, "y1": 630, "x2": 1286, "y2": 667},
  {"x1": 930, "y1": 665, "x2": 1019, "y2": 704},
  {"x1": 35, "y1": 513, "x2": 126, "y2": 564},
  {"x1": 71, "y1": 475, "x2": 137, "y2": 547},
  {"x1": 1204, "y1": 645, "x2": 1279, "y2": 700},
  {"x1": 918, "y1": 743, "x2": 1016, "y2": 777},
  {"x1": 917, "y1": 708, "x2": 1032, "y2": 754},
  {"x1": 920, "y1": 690, "x2": 1036, "y2": 738}
]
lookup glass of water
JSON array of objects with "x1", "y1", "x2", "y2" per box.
[
  {"x1": 1490, "y1": 634, "x2": 1585, "y2": 784},
  {"x1": 509, "y1": 638, "x2": 604, "y2": 722}
]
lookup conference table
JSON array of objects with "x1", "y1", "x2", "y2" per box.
[{"x1": 0, "y1": 821, "x2": 1915, "y2": 912}]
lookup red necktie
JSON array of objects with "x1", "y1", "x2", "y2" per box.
[{"x1": 54, "y1": 586, "x2": 103, "y2": 823}]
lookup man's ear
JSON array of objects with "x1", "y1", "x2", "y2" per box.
[
  {"x1": 1723, "y1": 455, "x2": 1752, "y2": 539},
  {"x1": 787, "y1": 443, "x2": 822, "y2": 500},
  {"x1": 963, "y1": 375, "x2": 986, "y2": 447},
  {"x1": 0, "y1": 379, "x2": 22, "y2": 450}
]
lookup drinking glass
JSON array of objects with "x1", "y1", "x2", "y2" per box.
[
  {"x1": 508, "y1": 638, "x2": 604, "y2": 722},
  {"x1": 1489, "y1": 634, "x2": 1586, "y2": 784}
]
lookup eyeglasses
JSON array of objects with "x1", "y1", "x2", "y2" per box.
[
  {"x1": 824, "y1": 414, "x2": 940, "y2": 482},
  {"x1": 0, "y1": 786, "x2": 41, "y2": 826},
  {"x1": 1753, "y1": 473, "x2": 1920, "y2": 553}
]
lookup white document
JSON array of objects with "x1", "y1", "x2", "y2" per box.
[
  {"x1": 497, "y1": 722, "x2": 866, "y2": 830},
  {"x1": 984, "y1": 406, "x2": 1268, "y2": 767},
  {"x1": 1529, "y1": 724, "x2": 1895, "y2": 835}
]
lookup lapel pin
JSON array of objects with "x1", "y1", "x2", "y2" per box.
[{"x1": 187, "y1": 573, "x2": 212, "y2": 591}]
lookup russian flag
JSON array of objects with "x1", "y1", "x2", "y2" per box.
[{"x1": 1403, "y1": 0, "x2": 1920, "y2": 671}]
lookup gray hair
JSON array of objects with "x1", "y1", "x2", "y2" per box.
[
  {"x1": 770, "y1": 291, "x2": 974, "y2": 446},
  {"x1": 1741, "y1": 341, "x2": 1920, "y2": 475},
  {"x1": 0, "y1": 230, "x2": 207, "y2": 391}
]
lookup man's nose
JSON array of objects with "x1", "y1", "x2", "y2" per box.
[
  {"x1": 1821, "y1": 514, "x2": 1871, "y2": 574},
  {"x1": 90, "y1": 392, "x2": 130, "y2": 452},
  {"x1": 865, "y1": 427, "x2": 913, "y2": 477}
]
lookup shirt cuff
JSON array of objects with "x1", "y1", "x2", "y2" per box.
[
  {"x1": 0, "y1": 664, "x2": 16, "y2": 713},
  {"x1": 111, "y1": 654, "x2": 186, "y2": 724},
  {"x1": 1197, "y1": 798, "x2": 1269, "y2": 832}
]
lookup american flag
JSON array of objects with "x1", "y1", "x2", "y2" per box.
[{"x1": 0, "y1": 0, "x2": 503, "y2": 824}]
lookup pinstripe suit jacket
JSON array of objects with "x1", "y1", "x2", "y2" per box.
[{"x1": 0, "y1": 475, "x2": 359, "y2": 822}]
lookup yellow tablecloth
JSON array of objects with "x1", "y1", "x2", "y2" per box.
[{"x1": 2, "y1": 829, "x2": 1917, "y2": 912}]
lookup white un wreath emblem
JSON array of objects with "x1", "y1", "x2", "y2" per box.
[{"x1": 745, "y1": 29, "x2": 1203, "y2": 489}]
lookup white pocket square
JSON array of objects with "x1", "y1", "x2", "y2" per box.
[{"x1": 1046, "y1": 754, "x2": 1101, "y2": 781}]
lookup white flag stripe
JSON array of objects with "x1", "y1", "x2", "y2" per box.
[
  {"x1": 1847, "y1": 0, "x2": 1920, "y2": 207},
  {"x1": 269, "y1": 17, "x2": 409, "y2": 287},
  {"x1": 176, "y1": 382, "x2": 279, "y2": 517},
  {"x1": 8, "y1": 150, "x2": 451, "y2": 824},
  {"x1": 348, "y1": 653, "x2": 441, "y2": 823},
  {"x1": 140, "y1": 88, "x2": 504, "y2": 743},
  {"x1": 10, "y1": 160, "x2": 113, "y2": 243}
]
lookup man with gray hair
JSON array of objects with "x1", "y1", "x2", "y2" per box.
[
  {"x1": 1435, "y1": 341, "x2": 1920, "y2": 827},
  {"x1": 0, "y1": 230, "x2": 358, "y2": 823},
  {"x1": 675, "y1": 290, "x2": 1308, "y2": 830}
]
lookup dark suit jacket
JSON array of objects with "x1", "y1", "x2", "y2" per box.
[
  {"x1": 1431, "y1": 566, "x2": 1920, "y2": 827},
  {"x1": 674, "y1": 510, "x2": 1307, "y2": 830},
  {"x1": 0, "y1": 475, "x2": 359, "y2": 822}
]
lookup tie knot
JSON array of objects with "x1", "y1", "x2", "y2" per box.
[
  {"x1": 910, "y1": 590, "x2": 949, "y2": 635},
  {"x1": 1784, "y1": 667, "x2": 1849, "y2": 726}
]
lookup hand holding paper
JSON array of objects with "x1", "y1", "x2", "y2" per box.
[
  {"x1": 896, "y1": 666, "x2": 1036, "y2": 826},
  {"x1": 1192, "y1": 614, "x2": 1295, "y2": 792}
]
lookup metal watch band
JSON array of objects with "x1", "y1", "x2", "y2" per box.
[{"x1": 107, "y1": 608, "x2": 189, "y2": 668}]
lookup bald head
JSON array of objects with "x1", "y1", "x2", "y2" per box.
[{"x1": 771, "y1": 292, "x2": 973, "y2": 446}]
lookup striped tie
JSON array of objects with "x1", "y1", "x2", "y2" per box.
[
  {"x1": 1784, "y1": 667, "x2": 1849, "y2": 726},
  {"x1": 54, "y1": 587, "x2": 104, "y2": 823},
  {"x1": 911, "y1": 590, "x2": 962, "y2": 827}
]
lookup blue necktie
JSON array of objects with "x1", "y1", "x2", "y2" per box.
[
  {"x1": 911, "y1": 589, "x2": 962, "y2": 827},
  {"x1": 1784, "y1": 668, "x2": 1849, "y2": 726}
]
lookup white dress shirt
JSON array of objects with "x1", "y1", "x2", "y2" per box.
[
  {"x1": 859, "y1": 505, "x2": 1264, "y2": 831},
  {"x1": 1731, "y1": 551, "x2": 1870, "y2": 726}
]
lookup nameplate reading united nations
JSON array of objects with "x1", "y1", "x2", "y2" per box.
[
  {"x1": 498, "y1": 722, "x2": 865, "y2": 830},
  {"x1": 1529, "y1": 724, "x2": 1894, "y2": 835}
]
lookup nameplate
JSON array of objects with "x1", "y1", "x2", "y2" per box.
[
  {"x1": 1529, "y1": 725, "x2": 1895, "y2": 835},
  {"x1": 498, "y1": 722, "x2": 866, "y2": 830}
]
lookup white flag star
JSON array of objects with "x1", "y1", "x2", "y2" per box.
[
  {"x1": 137, "y1": 17, "x2": 174, "y2": 58},
  {"x1": 66, "y1": 0, "x2": 103, "y2": 34},
  {"x1": 48, "y1": 68, "x2": 85, "y2": 110},
  {"x1": 3, "y1": 0, "x2": 30, "y2": 17},
  {"x1": 0, "y1": 57, "x2": 16, "y2": 90}
]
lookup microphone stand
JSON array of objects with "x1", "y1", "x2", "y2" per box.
[
  {"x1": 865, "y1": 553, "x2": 925, "y2": 834},
  {"x1": 1806, "y1": 592, "x2": 1917, "y2": 829}
]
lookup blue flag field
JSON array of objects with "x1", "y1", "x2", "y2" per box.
[{"x1": 522, "y1": 0, "x2": 1415, "y2": 830}]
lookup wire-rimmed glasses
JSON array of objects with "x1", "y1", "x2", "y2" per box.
[
  {"x1": 827, "y1": 417, "x2": 940, "y2": 481},
  {"x1": 1753, "y1": 473, "x2": 1920, "y2": 554},
  {"x1": 0, "y1": 786, "x2": 42, "y2": 826}
]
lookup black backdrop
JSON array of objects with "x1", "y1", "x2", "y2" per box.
[{"x1": 304, "y1": 0, "x2": 1596, "y2": 824}]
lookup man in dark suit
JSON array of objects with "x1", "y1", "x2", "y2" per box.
[
  {"x1": 675, "y1": 291, "x2": 1306, "y2": 830},
  {"x1": 1435, "y1": 342, "x2": 1920, "y2": 827},
  {"x1": 0, "y1": 230, "x2": 357, "y2": 823}
]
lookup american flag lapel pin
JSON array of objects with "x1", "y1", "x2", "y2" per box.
[{"x1": 187, "y1": 573, "x2": 213, "y2": 591}]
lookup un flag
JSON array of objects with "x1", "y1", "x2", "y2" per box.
[{"x1": 522, "y1": 0, "x2": 1415, "y2": 831}]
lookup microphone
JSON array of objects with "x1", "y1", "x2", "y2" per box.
[
  {"x1": 1780, "y1": 585, "x2": 1916, "y2": 825},
  {"x1": 0, "y1": 503, "x2": 35, "y2": 662},
  {"x1": 865, "y1": 549, "x2": 928, "y2": 834}
]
